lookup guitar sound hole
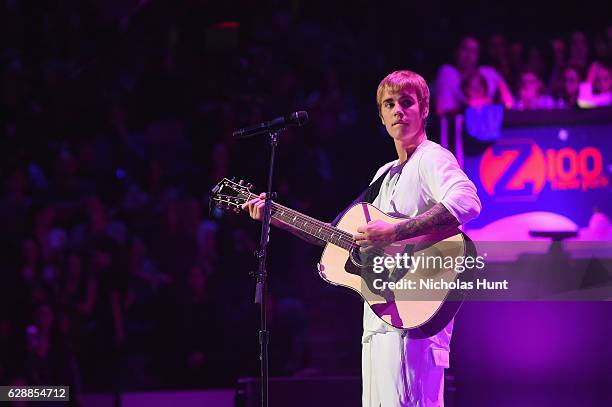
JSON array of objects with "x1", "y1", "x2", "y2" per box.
[{"x1": 349, "y1": 246, "x2": 370, "y2": 268}]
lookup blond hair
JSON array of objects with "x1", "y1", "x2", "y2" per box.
[{"x1": 376, "y1": 70, "x2": 430, "y2": 115}]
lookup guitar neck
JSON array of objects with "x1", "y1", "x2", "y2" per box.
[{"x1": 245, "y1": 193, "x2": 354, "y2": 250}]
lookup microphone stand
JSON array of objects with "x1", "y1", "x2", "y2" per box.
[{"x1": 253, "y1": 128, "x2": 283, "y2": 407}]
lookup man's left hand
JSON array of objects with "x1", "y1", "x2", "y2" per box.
[{"x1": 354, "y1": 220, "x2": 397, "y2": 252}]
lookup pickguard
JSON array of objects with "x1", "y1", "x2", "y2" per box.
[{"x1": 344, "y1": 244, "x2": 414, "y2": 296}]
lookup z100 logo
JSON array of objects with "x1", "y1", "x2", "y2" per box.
[{"x1": 479, "y1": 140, "x2": 609, "y2": 197}]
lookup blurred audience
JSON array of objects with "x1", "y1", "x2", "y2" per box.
[
  {"x1": 435, "y1": 36, "x2": 514, "y2": 115},
  {"x1": 439, "y1": 27, "x2": 612, "y2": 114}
]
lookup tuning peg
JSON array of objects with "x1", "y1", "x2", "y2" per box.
[
  {"x1": 239, "y1": 179, "x2": 244, "y2": 185},
  {"x1": 246, "y1": 183, "x2": 253, "y2": 189},
  {"x1": 231, "y1": 177, "x2": 236, "y2": 182}
]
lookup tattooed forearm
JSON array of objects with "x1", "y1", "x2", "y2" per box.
[{"x1": 394, "y1": 203, "x2": 459, "y2": 240}]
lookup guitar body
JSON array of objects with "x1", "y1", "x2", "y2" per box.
[{"x1": 318, "y1": 202, "x2": 471, "y2": 338}]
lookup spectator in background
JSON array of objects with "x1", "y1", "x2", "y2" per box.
[
  {"x1": 434, "y1": 36, "x2": 514, "y2": 115},
  {"x1": 593, "y1": 31, "x2": 609, "y2": 63},
  {"x1": 34, "y1": 206, "x2": 60, "y2": 264},
  {"x1": 578, "y1": 61, "x2": 612, "y2": 108},
  {"x1": 71, "y1": 195, "x2": 127, "y2": 250},
  {"x1": 568, "y1": 31, "x2": 590, "y2": 73},
  {"x1": 514, "y1": 71, "x2": 556, "y2": 110},
  {"x1": 24, "y1": 304, "x2": 79, "y2": 388},
  {"x1": 20, "y1": 238, "x2": 43, "y2": 289},
  {"x1": 524, "y1": 46, "x2": 547, "y2": 81},
  {"x1": 461, "y1": 71, "x2": 493, "y2": 108},
  {"x1": 127, "y1": 236, "x2": 170, "y2": 291},
  {"x1": 548, "y1": 39, "x2": 568, "y2": 97},
  {"x1": 461, "y1": 71, "x2": 505, "y2": 141},
  {"x1": 118, "y1": 237, "x2": 168, "y2": 388},
  {"x1": 58, "y1": 253, "x2": 87, "y2": 325},
  {"x1": 0, "y1": 168, "x2": 31, "y2": 241},
  {"x1": 607, "y1": 24, "x2": 612, "y2": 63},
  {"x1": 0, "y1": 319, "x2": 12, "y2": 380},
  {"x1": 149, "y1": 199, "x2": 198, "y2": 281},
  {"x1": 486, "y1": 34, "x2": 513, "y2": 84},
  {"x1": 508, "y1": 41, "x2": 525, "y2": 86},
  {"x1": 167, "y1": 265, "x2": 223, "y2": 387},
  {"x1": 75, "y1": 236, "x2": 127, "y2": 389},
  {"x1": 554, "y1": 66, "x2": 582, "y2": 107}
]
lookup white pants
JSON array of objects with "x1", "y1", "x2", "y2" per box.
[{"x1": 362, "y1": 331, "x2": 448, "y2": 407}]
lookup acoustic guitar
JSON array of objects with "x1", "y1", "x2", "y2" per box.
[{"x1": 211, "y1": 178, "x2": 476, "y2": 338}]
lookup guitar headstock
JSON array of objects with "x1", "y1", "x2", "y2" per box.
[{"x1": 211, "y1": 178, "x2": 254, "y2": 213}]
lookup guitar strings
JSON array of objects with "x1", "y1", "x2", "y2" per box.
[
  {"x1": 217, "y1": 191, "x2": 355, "y2": 247},
  {"x1": 244, "y1": 192, "x2": 354, "y2": 243},
  {"x1": 242, "y1": 192, "x2": 388, "y2": 257}
]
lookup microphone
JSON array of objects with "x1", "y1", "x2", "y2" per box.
[{"x1": 232, "y1": 111, "x2": 309, "y2": 138}]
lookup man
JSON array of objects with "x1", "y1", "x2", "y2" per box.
[
  {"x1": 243, "y1": 70, "x2": 481, "y2": 406},
  {"x1": 434, "y1": 36, "x2": 514, "y2": 115},
  {"x1": 578, "y1": 61, "x2": 612, "y2": 108}
]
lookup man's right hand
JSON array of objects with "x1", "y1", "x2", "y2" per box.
[{"x1": 241, "y1": 193, "x2": 267, "y2": 221}]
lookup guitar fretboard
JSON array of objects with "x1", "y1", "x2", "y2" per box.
[{"x1": 245, "y1": 193, "x2": 354, "y2": 250}]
